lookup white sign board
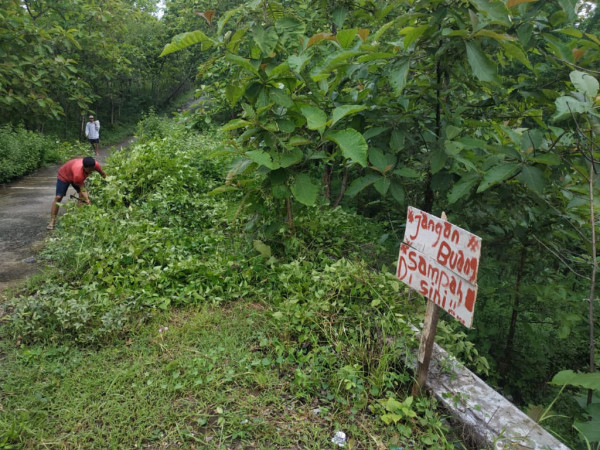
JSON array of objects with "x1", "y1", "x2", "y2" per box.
[{"x1": 396, "y1": 207, "x2": 482, "y2": 327}]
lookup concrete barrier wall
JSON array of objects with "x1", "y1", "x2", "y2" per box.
[{"x1": 422, "y1": 341, "x2": 570, "y2": 449}]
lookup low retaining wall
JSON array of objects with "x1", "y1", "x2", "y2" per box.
[{"x1": 422, "y1": 341, "x2": 569, "y2": 449}]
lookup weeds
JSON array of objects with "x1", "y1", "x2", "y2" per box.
[{"x1": 1, "y1": 116, "x2": 482, "y2": 447}]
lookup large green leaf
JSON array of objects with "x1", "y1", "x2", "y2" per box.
[
  {"x1": 218, "y1": 8, "x2": 240, "y2": 34},
  {"x1": 278, "y1": 148, "x2": 303, "y2": 167},
  {"x1": 252, "y1": 25, "x2": 279, "y2": 56},
  {"x1": 325, "y1": 129, "x2": 368, "y2": 167},
  {"x1": 291, "y1": 173, "x2": 319, "y2": 206},
  {"x1": 288, "y1": 53, "x2": 311, "y2": 72},
  {"x1": 570, "y1": 71, "x2": 599, "y2": 99},
  {"x1": 466, "y1": 42, "x2": 498, "y2": 83},
  {"x1": 395, "y1": 167, "x2": 421, "y2": 178},
  {"x1": 300, "y1": 105, "x2": 327, "y2": 131},
  {"x1": 390, "y1": 129, "x2": 406, "y2": 151},
  {"x1": 477, "y1": 163, "x2": 520, "y2": 192},
  {"x1": 337, "y1": 28, "x2": 358, "y2": 49},
  {"x1": 275, "y1": 17, "x2": 306, "y2": 46},
  {"x1": 269, "y1": 88, "x2": 294, "y2": 108},
  {"x1": 500, "y1": 41, "x2": 532, "y2": 69},
  {"x1": 430, "y1": 147, "x2": 447, "y2": 174},
  {"x1": 160, "y1": 30, "x2": 215, "y2": 57},
  {"x1": 543, "y1": 33, "x2": 574, "y2": 62},
  {"x1": 557, "y1": 0, "x2": 576, "y2": 21},
  {"x1": 445, "y1": 140, "x2": 464, "y2": 155},
  {"x1": 364, "y1": 127, "x2": 389, "y2": 140},
  {"x1": 277, "y1": 119, "x2": 295, "y2": 133},
  {"x1": 331, "y1": 105, "x2": 366, "y2": 127},
  {"x1": 288, "y1": 135, "x2": 312, "y2": 146},
  {"x1": 225, "y1": 53, "x2": 260, "y2": 76},
  {"x1": 390, "y1": 180, "x2": 405, "y2": 204},
  {"x1": 471, "y1": 0, "x2": 511, "y2": 26},
  {"x1": 225, "y1": 83, "x2": 245, "y2": 105},
  {"x1": 550, "y1": 370, "x2": 600, "y2": 390},
  {"x1": 553, "y1": 96, "x2": 592, "y2": 121},
  {"x1": 373, "y1": 20, "x2": 396, "y2": 42},
  {"x1": 374, "y1": 177, "x2": 390, "y2": 195},
  {"x1": 357, "y1": 52, "x2": 395, "y2": 63},
  {"x1": 246, "y1": 150, "x2": 280, "y2": 169},
  {"x1": 221, "y1": 118, "x2": 250, "y2": 131},
  {"x1": 227, "y1": 28, "x2": 247, "y2": 53},
  {"x1": 332, "y1": 6, "x2": 348, "y2": 28},
  {"x1": 574, "y1": 416, "x2": 600, "y2": 444},
  {"x1": 369, "y1": 147, "x2": 388, "y2": 172},
  {"x1": 399, "y1": 25, "x2": 428, "y2": 49},
  {"x1": 517, "y1": 165, "x2": 545, "y2": 193},
  {"x1": 388, "y1": 60, "x2": 410, "y2": 96},
  {"x1": 448, "y1": 173, "x2": 479, "y2": 204},
  {"x1": 529, "y1": 153, "x2": 561, "y2": 165},
  {"x1": 312, "y1": 50, "x2": 363, "y2": 78},
  {"x1": 345, "y1": 174, "x2": 380, "y2": 197}
]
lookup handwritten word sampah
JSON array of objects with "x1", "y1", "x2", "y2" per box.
[{"x1": 397, "y1": 243, "x2": 477, "y2": 327}]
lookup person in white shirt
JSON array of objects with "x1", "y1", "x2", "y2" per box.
[{"x1": 85, "y1": 115, "x2": 100, "y2": 156}]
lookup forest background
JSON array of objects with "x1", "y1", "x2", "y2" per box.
[{"x1": 1, "y1": 0, "x2": 600, "y2": 448}]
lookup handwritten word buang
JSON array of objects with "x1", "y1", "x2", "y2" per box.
[{"x1": 396, "y1": 207, "x2": 482, "y2": 328}]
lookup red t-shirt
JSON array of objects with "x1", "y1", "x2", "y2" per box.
[{"x1": 57, "y1": 158, "x2": 101, "y2": 187}]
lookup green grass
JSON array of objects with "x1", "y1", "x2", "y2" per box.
[{"x1": 0, "y1": 301, "x2": 450, "y2": 448}]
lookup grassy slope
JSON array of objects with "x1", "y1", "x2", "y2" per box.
[
  {"x1": 0, "y1": 117, "x2": 473, "y2": 449},
  {"x1": 2, "y1": 304, "x2": 376, "y2": 448}
]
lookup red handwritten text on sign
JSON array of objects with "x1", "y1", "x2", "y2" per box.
[{"x1": 396, "y1": 207, "x2": 481, "y2": 327}]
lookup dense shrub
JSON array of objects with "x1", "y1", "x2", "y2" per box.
[
  {"x1": 0, "y1": 124, "x2": 88, "y2": 183},
  {"x1": 6, "y1": 119, "x2": 398, "y2": 345},
  {"x1": 4, "y1": 118, "x2": 491, "y2": 449}
]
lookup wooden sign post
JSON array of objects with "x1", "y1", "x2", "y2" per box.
[
  {"x1": 412, "y1": 292, "x2": 441, "y2": 396},
  {"x1": 395, "y1": 207, "x2": 482, "y2": 395}
]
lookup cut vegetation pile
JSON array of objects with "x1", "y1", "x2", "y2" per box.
[{"x1": 0, "y1": 116, "x2": 487, "y2": 448}]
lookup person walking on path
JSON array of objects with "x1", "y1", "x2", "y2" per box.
[
  {"x1": 85, "y1": 115, "x2": 100, "y2": 157},
  {"x1": 47, "y1": 156, "x2": 106, "y2": 230}
]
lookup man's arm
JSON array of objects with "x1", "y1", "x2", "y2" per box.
[
  {"x1": 95, "y1": 162, "x2": 107, "y2": 179},
  {"x1": 79, "y1": 188, "x2": 91, "y2": 205}
]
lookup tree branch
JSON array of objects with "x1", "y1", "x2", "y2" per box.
[{"x1": 531, "y1": 234, "x2": 590, "y2": 280}]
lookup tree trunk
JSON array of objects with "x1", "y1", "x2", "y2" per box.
[
  {"x1": 424, "y1": 61, "x2": 444, "y2": 213},
  {"x1": 286, "y1": 198, "x2": 294, "y2": 232},
  {"x1": 332, "y1": 168, "x2": 349, "y2": 208},
  {"x1": 323, "y1": 164, "x2": 331, "y2": 202},
  {"x1": 503, "y1": 246, "x2": 527, "y2": 376},
  {"x1": 587, "y1": 161, "x2": 596, "y2": 406}
]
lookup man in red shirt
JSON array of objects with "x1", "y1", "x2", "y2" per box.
[{"x1": 47, "y1": 156, "x2": 107, "y2": 230}]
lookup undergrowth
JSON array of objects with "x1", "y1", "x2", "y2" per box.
[
  {"x1": 1, "y1": 116, "x2": 487, "y2": 448},
  {"x1": 0, "y1": 124, "x2": 87, "y2": 183}
]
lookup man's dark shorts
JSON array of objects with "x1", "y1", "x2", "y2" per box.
[
  {"x1": 56, "y1": 179, "x2": 80, "y2": 197},
  {"x1": 88, "y1": 138, "x2": 99, "y2": 144}
]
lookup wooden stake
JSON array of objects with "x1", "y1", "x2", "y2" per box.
[
  {"x1": 412, "y1": 297, "x2": 441, "y2": 396},
  {"x1": 411, "y1": 212, "x2": 446, "y2": 397}
]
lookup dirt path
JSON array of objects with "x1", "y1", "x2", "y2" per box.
[{"x1": 0, "y1": 138, "x2": 135, "y2": 297}]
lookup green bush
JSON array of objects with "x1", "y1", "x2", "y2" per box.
[
  {"x1": 0, "y1": 124, "x2": 88, "y2": 183},
  {"x1": 135, "y1": 109, "x2": 181, "y2": 143},
  {"x1": 6, "y1": 122, "x2": 399, "y2": 346}
]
